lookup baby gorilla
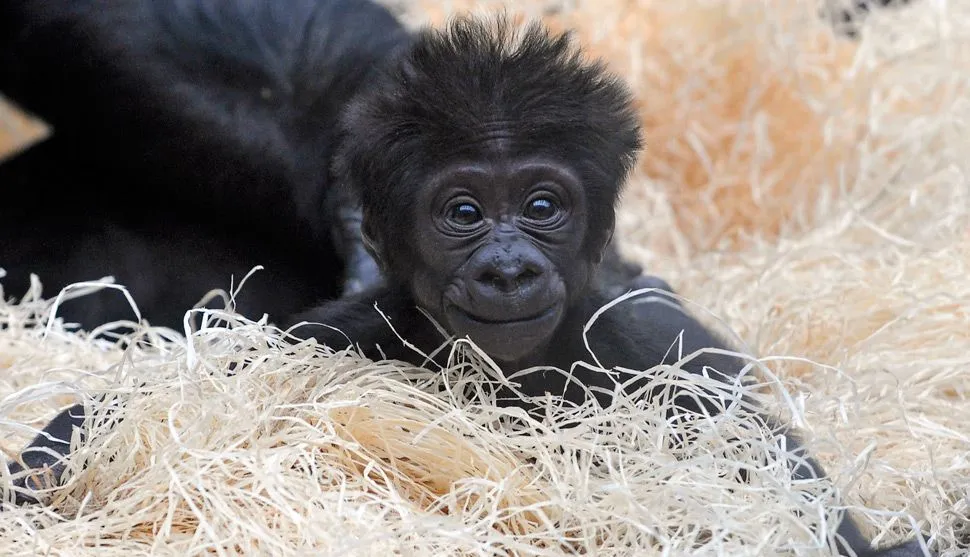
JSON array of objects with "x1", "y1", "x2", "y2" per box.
[
  {"x1": 287, "y1": 17, "x2": 932, "y2": 557},
  {"x1": 7, "y1": 15, "x2": 931, "y2": 557}
]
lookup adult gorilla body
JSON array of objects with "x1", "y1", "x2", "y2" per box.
[
  {"x1": 1, "y1": 2, "x2": 931, "y2": 556},
  {"x1": 0, "y1": 0, "x2": 406, "y2": 327}
]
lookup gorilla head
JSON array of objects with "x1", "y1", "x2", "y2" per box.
[{"x1": 335, "y1": 17, "x2": 641, "y2": 363}]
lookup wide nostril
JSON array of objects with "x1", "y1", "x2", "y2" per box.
[
  {"x1": 517, "y1": 268, "x2": 540, "y2": 284},
  {"x1": 477, "y1": 266, "x2": 542, "y2": 292}
]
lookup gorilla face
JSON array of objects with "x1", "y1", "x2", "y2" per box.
[
  {"x1": 338, "y1": 17, "x2": 640, "y2": 365},
  {"x1": 403, "y1": 156, "x2": 594, "y2": 364}
]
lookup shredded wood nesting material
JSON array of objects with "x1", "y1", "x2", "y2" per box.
[
  {"x1": 0, "y1": 0, "x2": 968, "y2": 555},
  {"x1": 0, "y1": 95, "x2": 48, "y2": 162}
]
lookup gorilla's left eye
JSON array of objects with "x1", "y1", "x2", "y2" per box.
[
  {"x1": 523, "y1": 195, "x2": 561, "y2": 222},
  {"x1": 446, "y1": 201, "x2": 483, "y2": 227}
]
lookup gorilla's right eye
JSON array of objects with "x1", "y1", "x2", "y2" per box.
[{"x1": 447, "y1": 201, "x2": 483, "y2": 227}]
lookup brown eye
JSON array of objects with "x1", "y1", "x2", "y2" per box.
[
  {"x1": 448, "y1": 201, "x2": 482, "y2": 226},
  {"x1": 523, "y1": 196, "x2": 560, "y2": 222}
]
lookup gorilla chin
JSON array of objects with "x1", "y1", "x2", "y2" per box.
[{"x1": 445, "y1": 302, "x2": 565, "y2": 363}]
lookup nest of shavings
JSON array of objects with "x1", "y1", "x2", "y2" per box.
[{"x1": 0, "y1": 0, "x2": 967, "y2": 555}]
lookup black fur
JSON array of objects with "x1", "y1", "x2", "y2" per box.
[
  {"x1": 824, "y1": 0, "x2": 914, "y2": 37},
  {"x1": 0, "y1": 0, "x2": 409, "y2": 328}
]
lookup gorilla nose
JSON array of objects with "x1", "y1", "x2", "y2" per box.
[{"x1": 475, "y1": 262, "x2": 543, "y2": 294}]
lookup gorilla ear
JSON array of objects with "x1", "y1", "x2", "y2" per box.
[
  {"x1": 593, "y1": 217, "x2": 616, "y2": 265},
  {"x1": 361, "y1": 215, "x2": 386, "y2": 273}
]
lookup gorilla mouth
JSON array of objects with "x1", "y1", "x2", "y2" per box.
[
  {"x1": 444, "y1": 301, "x2": 564, "y2": 362},
  {"x1": 451, "y1": 304, "x2": 557, "y2": 325},
  {"x1": 440, "y1": 279, "x2": 568, "y2": 363}
]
